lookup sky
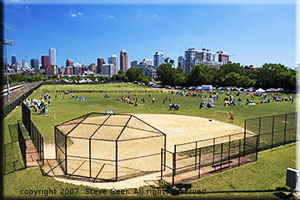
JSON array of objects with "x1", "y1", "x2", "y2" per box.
[{"x1": 3, "y1": 1, "x2": 297, "y2": 68}]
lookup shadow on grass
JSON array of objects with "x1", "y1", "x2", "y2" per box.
[
  {"x1": 4, "y1": 124, "x2": 26, "y2": 175},
  {"x1": 162, "y1": 183, "x2": 294, "y2": 198}
]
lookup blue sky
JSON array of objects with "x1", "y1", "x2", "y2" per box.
[{"x1": 4, "y1": 2, "x2": 296, "y2": 68}]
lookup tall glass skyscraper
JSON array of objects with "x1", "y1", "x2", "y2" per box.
[
  {"x1": 108, "y1": 54, "x2": 118, "y2": 75},
  {"x1": 11, "y1": 56, "x2": 16, "y2": 64},
  {"x1": 49, "y1": 48, "x2": 56, "y2": 65},
  {"x1": 153, "y1": 52, "x2": 164, "y2": 67}
]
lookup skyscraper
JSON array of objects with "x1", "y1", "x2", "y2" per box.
[
  {"x1": 11, "y1": 56, "x2": 16, "y2": 64},
  {"x1": 49, "y1": 48, "x2": 56, "y2": 65},
  {"x1": 184, "y1": 48, "x2": 230, "y2": 73},
  {"x1": 217, "y1": 51, "x2": 229, "y2": 65},
  {"x1": 184, "y1": 48, "x2": 198, "y2": 74},
  {"x1": 97, "y1": 58, "x2": 105, "y2": 74},
  {"x1": 178, "y1": 56, "x2": 185, "y2": 68},
  {"x1": 108, "y1": 55, "x2": 118, "y2": 75},
  {"x1": 41, "y1": 55, "x2": 49, "y2": 69},
  {"x1": 102, "y1": 64, "x2": 114, "y2": 76},
  {"x1": 30, "y1": 58, "x2": 39, "y2": 72},
  {"x1": 120, "y1": 50, "x2": 128, "y2": 72},
  {"x1": 154, "y1": 52, "x2": 164, "y2": 67},
  {"x1": 66, "y1": 59, "x2": 73, "y2": 67}
]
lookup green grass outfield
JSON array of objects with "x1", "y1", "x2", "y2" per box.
[
  {"x1": 38, "y1": 82, "x2": 160, "y2": 92},
  {"x1": 27, "y1": 84, "x2": 296, "y2": 144}
]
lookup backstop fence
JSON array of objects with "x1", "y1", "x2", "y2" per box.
[
  {"x1": 55, "y1": 113, "x2": 166, "y2": 182},
  {"x1": 21, "y1": 102, "x2": 44, "y2": 165}
]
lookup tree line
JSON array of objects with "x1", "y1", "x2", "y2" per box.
[
  {"x1": 3, "y1": 63, "x2": 296, "y2": 91},
  {"x1": 156, "y1": 63, "x2": 296, "y2": 91}
]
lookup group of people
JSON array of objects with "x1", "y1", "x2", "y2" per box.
[
  {"x1": 117, "y1": 95, "x2": 138, "y2": 106},
  {"x1": 200, "y1": 100, "x2": 216, "y2": 109},
  {"x1": 25, "y1": 97, "x2": 50, "y2": 116},
  {"x1": 169, "y1": 103, "x2": 180, "y2": 111}
]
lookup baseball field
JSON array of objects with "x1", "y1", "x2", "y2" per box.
[{"x1": 3, "y1": 82, "x2": 297, "y2": 199}]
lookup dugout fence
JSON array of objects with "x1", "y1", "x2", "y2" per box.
[
  {"x1": 55, "y1": 113, "x2": 166, "y2": 182},
  {"x1": 161, "y1": 112, "x2": 297, "y2": 186},
  {"x1": 161, "y1": 133, "x2": 258, "y2": 186},
  {"x1": 244, "y1": 112, "x2": 297, "y2": 152}
]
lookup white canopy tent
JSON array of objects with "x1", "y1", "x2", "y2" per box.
[{"x1": 256, "y1": 88, "x2": 266, "y2": 93}]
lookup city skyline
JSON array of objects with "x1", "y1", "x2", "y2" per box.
[{"x1": 4, "y1": 3, "x2": 296, "y2": 68}]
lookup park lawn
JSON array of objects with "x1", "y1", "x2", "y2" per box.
[
  {"x1": 156, "y1": 142, "x2": 296, "y2": 199},
  {"x1": 37, "y1": 82, "x2": 160, "y2": 92},
  {"x1": 3, "y1": 106, "x2": 296, "y2": 200},
  {"x1": 26, "y1": 86, "x2": 296, "y2": 144},
  {"x1": 2, "y1": 83, "x2": 297, "y2": 199}
]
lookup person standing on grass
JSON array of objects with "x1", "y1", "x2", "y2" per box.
[
  {"x1": 152, "y1": 97, "x2": 156, "y2": 104},
  {"x1": 230, "y1": 112, "x2": 234, "y2": 123}
]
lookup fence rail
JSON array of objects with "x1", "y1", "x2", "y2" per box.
[
  {"x1": 22, "y1": 102, "x2": 44, "y2": 165},
  {"x1": 17, "y1": 120, "x2": 27, "y2": 168},
  {"x1": 1, "y1": 82, "x2": 43, "y2": 121},
  {"x1": 161, "y1": 112, "x2": 297, "y2": 186}
]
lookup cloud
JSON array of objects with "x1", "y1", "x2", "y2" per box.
[
  {"x1": 108, "y1": 15, "x2": 114, "y2": 18},
  {"x1": 4, "y1": 23, "x2": 14, "y2": 30},
  {"x1": 71, "y1": 12, "x2": 83, "y2": 18},
  {"x1": 151, "y1": 14, "x2": 158, "y2": 18}
]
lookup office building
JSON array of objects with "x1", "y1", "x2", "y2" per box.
[
  {"x1": 59, "y1": 67, "x2": 66, "y2": 75},
  {"x1": 217, "y1": 51, "x2": 229, "y2": 65},
  {"x1": 142, "y1": 59, "x2": 152, "y2": 66},
  {"x1": 49, "y1": 48, "x2": 56, "y2": 65},
  {"x1": 131, "y1": 60, "x2": 139, "y2": 68},
  {"x1": 46, "y1": 64, "x2": 56, "y2": 75},
  {"x1": 97, "y1": 58, "x2": 105, "y2": 74},
  {"x1": 184, "y1": 48, "x2": 230, "y2": 73},
  {"x1": 73, "y1": 62, "x2": 81, "y2": 75},
  {"x1": 30, "y1": 58, "x2": 39, "y2": 72},
  {"x1": 66, "y1": 66, "x2": 72, "y2": 75},
  {"x1": 11, "y1": 56, "x2": 16, "y2": 64},
  {"x1": 41, "y1": 55, "x2": 49, "y2": 69},
  {"x1": 164, "y1": 57, "x2": 175, "y2": 66},
  {"x1": 120, "y1": 50, "x2": 128, "y2": 72},
  {"x1": 102, "y1": 64, "x2": 114, "y2": 76},
  {"x1": 66, "y1": 59, "x2": 73, "y2": 67},
  {"x1": 132, "y1": 60, "x2": 157, "y2": 79},
  {"x1": 178, "y1": 56, "x2": 185, "y2": 68},
  {"x1": 108, "y1": 54, "x2": 118, "y2": 75},
  {"x1": 153, "y1": 52, "x2": 164, "y2": 67},
  {"x1": 88, "y1": 63, "x2": 97, "y2": 73}
]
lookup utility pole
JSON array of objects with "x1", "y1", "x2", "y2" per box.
[{"x1": 1, "y1": 40, "x2": 14, "y2": 102}]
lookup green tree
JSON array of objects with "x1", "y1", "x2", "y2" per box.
[
  {"x1": 156, "y1": 63, "x2": 177, "y2": 86},
  {"x1": 256, "y1": 63, "x2": 289, "y2": 89},
  {"x1": 125, "y1": 68, "x2": 149, "y2": 83},
  {"x1": 186, "y1": 64, "x2": 216, "y2": 86}
]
